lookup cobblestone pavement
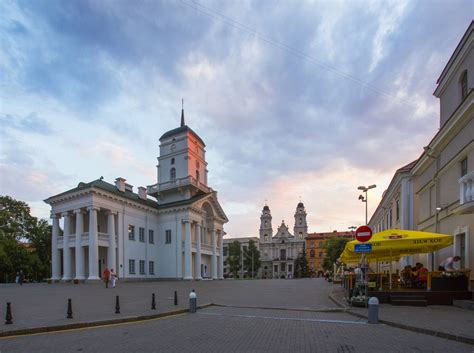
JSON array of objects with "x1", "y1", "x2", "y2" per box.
[
  {"x1": 1, "y1": 306, "x2": 472, "y2": 353},
  {"x1": 331, "y1": 287, "x2": 474, "y2": 341},
  {"x1": 0, "y1": 279, "x2": 335, "y2": 333}
]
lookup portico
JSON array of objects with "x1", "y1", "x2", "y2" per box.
[{"x1": 51, "y1": 206, "x2": 118, "y2": 281}]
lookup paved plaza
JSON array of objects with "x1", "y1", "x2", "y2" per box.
[{"x1": 1, "y1": 279, "x2": 473, "y2": 352}]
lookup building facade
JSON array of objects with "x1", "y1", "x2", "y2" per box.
[
  {"x1": 368, "y1": 22, "x2": 474, "y2": 286},
  {"x1": 306, "y1": 231, "x2": 353, "y2": 276},
  {"x1": 45, "y1": 109, "x2": 228, "y2": 281},
  {"x1": 411, "y1": 22, "x2": 473, "y2": 283},
  {"x1": 258, "y1": 203, "x2": 306, "y2": 279}
]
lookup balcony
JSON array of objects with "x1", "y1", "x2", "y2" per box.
[
  {"x1": 456, "y1": 171, "x2": 474, "y2": 214},
  {"x1": 148, "y1": 176, "x2": 210, "y2": 196}
]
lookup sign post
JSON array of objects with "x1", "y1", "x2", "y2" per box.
[{"x1": 355, "y1": 226, "x2": 373, "y2": 308}]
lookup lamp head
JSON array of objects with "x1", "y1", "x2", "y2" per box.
[
  {"x1": 357, "y1": 186, "x2": 366, "y2": 191},
  {"x1": 436, "y1": 207, "x2": 442, "y2": 212}
]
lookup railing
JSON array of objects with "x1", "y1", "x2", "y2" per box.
[
  {"x1": 148, "y1": 176, "x2": 210, "y2": 194},
  {"x1": 459, "y1": 171, "x2": 474, "y2": 205}
]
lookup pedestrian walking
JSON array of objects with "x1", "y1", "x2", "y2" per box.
[
  {"x1": 15, "y1": 272, "x2": 19, "y2": 284},
  {"x1": 103, "y1": 267, "x2": 110, "y2": 288},
  {"x1": 110, "y1": 268, "x2": 117, "y2": 288}
]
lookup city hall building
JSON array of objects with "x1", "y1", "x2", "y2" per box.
[{"x1": 45, "y1": 109, "x2": 228, "y2": 281}]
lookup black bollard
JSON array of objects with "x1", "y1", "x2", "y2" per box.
[
  {"x1": 174, "y1": 291, "x2": 178, "y2": 306},
  {"x1": 67, "y1": 298, "x2": 73, "y2": 319},
  {"x1": 151, "y1": 293, "x2": 156, "y2": 310},
  {"x1": 5, "y1": 302, "x2": 13, "y2": 325},
  {"x1": 115, "y1": 295, "x2": 120, "y2": 314}
]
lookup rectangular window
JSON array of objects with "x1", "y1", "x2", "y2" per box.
[
  {"x1": 461, "y1": 157, "x2": 468, "y2": 177},
  {"x1": 128, "y1": 225, "x2": 135, "y2": 240},
  {"x1": 280, "y1": 263, "x2": 286, "y2": 272},
  {"x1": 223, "y1": 247, "x2": 228, "y2": 256},
  {"x1": 288, "y1": 265, "x2": 292, "y2": 272},
  {"x1": 149, "y1": 229, "x2": 154, "y2": 244},
  {"x1": 149, "y1": 261, "x2": 154, "y2": 275},
  {"x1": 389, "y1": 209, "x2": 393, "y2": 228},
  {"x1": 129, "y1": 259, "x2": 135, "y2": 274},
  {"x1": 139, "y1": 227, "x2": 145, "y2": 242},
  {"x1": 274, "y1": 265, "x2": 278, "y2": 273},
  {"x1": 165, "y1": 230, "x2": 172, "y2": 244},
  {"x1": 139, "y1": 260, "x2": 146, "y2": 275}
]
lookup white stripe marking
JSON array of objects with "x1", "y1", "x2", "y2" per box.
[{"x1": 198, "y1": 312, "x2": 366, "y2": 325}]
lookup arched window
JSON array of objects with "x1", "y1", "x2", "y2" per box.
[
  {"x1": 196, "y1": 170, "x2": 200, "y2": 182},
  {"x1": 170, "y1": 167, "x2": 176, "y2": 180},
  {"x1": 264, "y1": 234, "x2": 268, "y2": 242},
  {"x1": 310, "y1": 250, "x2": 315, "y2": 258},
  {"x1": 460, "y1": 70, "x2": 468, "y2": 100},
  {"x1": 171, "y1": 158, "x2": 175, "y2": 165},
  {"x1": 299, "y1": 232, "x2": 303, "y2": 239}
]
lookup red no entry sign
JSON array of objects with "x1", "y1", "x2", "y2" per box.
[{"x1": 355, "y1": 226, "x2": 372, "y2": 242}]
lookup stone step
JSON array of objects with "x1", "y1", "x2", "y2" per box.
[
  {"x1": 452, "y1": 300, "x2": 474, "y2": 311},
  {"x1": 390, "y1": 299, "x2": 428, "y2": 307},
  {"x1": 390, "y1": 295, "x2": 426, "y2": 301}
]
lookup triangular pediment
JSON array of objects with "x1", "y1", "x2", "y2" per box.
[{"x1": 193, "y1": 192, "x2": 229, "y2": 223}]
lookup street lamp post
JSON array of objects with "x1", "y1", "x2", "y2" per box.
[{"x1": 358, "y1": 184, "x2": 377, "y2": 225}]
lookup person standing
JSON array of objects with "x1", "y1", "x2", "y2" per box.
[
  {"x1": 19, "y1": 270, "x2": 24, "y2": 286},
  {"x1": 438, "y1": 256, "x2": 461, "y2": 271},
  {"x1": 110, "y1": 268, "x2": 117, "y2": 288},
  {"x1": 103, "y1": 267, "x2": 110, "y2": 288}
]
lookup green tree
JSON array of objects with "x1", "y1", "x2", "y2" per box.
[
  {"x1": 294, "y1": 242, "x2": 309, "y2": 278},
  {"x1": 322, "y1": 237, "x2": 349, "y2": 271},
  {"x1": 227, "y1": 240, "x2": 242, "y2": 278},
  {"x1": 0, "y1": 195, "x2": 52, "y2": 282},
  {"x1": 0, "y1": 195, "x2": 36, "y2": 241},
  {"x1": 243, "y1": 239, "x2": 261, "y2": 278}
]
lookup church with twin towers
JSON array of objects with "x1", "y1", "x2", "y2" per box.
[{"x1": 45, "y1": 107, "x2": 228, "y2": 281}]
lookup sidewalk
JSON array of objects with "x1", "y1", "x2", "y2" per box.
[{"x1": 329, "y1": 287, "x2": 474, "y2": 345}]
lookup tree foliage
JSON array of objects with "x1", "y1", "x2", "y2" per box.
[
  {"x1": 227, "y1": 240, "x2": 242, "y2": 278},
  {"x1": 0, "y1": 195, "x2": 52, "y2": 282},
  {"x1": 294, "y1": 242, "x2": 309, "y2": 278},
  {"x1": 243, "y1": 239, "x2": 261, "y2": 278},
  {"x1": 322, "y1": 237, "x2": 349, "y2": 271}
]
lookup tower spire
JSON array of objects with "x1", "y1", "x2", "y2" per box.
[{"x1": 180, "y1": 98, "x2": 185, "y2": 127}]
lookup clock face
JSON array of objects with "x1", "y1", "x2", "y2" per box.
[{"x1": 171, "y1": 144, "x2": 176, "y2": 151}]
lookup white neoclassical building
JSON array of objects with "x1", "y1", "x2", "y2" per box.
[{"x1": 45, "y1": 109, "x2": 228, "y2": 281}]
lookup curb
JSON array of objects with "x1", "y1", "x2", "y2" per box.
[
  {"x1": 0, "y1": 303, "x2": 213, "y2": 339},
  {"x1": 328, "y1": 292, "x2": 474, "y2": 346}
]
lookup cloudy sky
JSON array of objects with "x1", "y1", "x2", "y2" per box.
[{"x1": 0, "y1": 0, "x2": 472, "y2": 237}]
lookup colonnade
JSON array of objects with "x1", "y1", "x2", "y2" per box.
[{"x1": 51, "y1": 207, "x2": 117, "y2": 281}]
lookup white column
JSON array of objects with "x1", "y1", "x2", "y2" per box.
[
  {"x1": 61, "y1": 212, "x2": 72, "y2": 280},
  {"x1": 211, "y1": 229, "x2": 218, "y2": 279},
  {"x1": 195, "y1": 223, "x2": 202, "y2": 280},
  {"x1": 107, "y1": 211, "x2": 117, "y2": 272},
  {"x1": 218, "y1": 231, "x2": 224, "y2": 279},
  {"x1": 184, "y1": 220, "x2": 193, "y2": 280},
  {"x1": 51, "y1": 214, "x2": 61, "y2": 280},
  {"x1": 74, "y1": 210, "x2": 85, "y2": 280},
  {"x1": 88, "y1": 206, "x2": 100, "y2": 280},
  {"x1": 117, "y1": 211, "x2": 124, "y2": 278}
]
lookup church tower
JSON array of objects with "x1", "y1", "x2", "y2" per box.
[
  {"x1": 293, "y1": 202, "x2": 308, "y2": 240},
  {"x1": 148, "y1": 104, "x2": 210, "y2": 204},
  {"x1": 259, "y1": 205, "x2": 273, "y2": 243}
]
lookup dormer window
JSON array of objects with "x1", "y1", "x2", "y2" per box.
[
  {"x1": 460, "y1": 70, "x2": 468, "y2": 101},
  {"x1": 171, "y1": 158, "x2": 175, "y2": 165},
  {"x1": 170, "y1": 167, "x2": 176, "y2": 180}
]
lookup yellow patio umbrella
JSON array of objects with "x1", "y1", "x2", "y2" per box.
[
  {"x1": 343, "y1": 229, "x2": 453, "y2": 258},
  {"x1": 340, "y1": 229, "x2": 453, "y2": 289}
]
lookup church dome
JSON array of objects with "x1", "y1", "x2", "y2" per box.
[
  {"x1": 263, "y1": 205, "x2": 270, "y2": 211},
  {"x1": 297, "y1": 202, "x2": 304, "y2": 208}
]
